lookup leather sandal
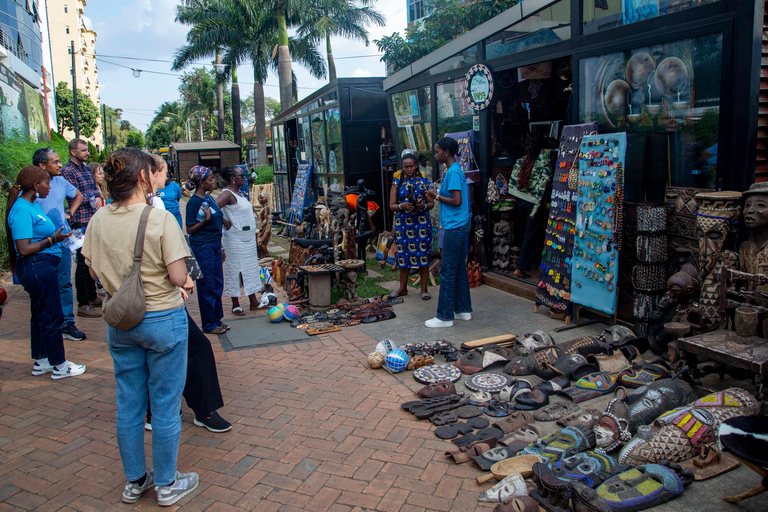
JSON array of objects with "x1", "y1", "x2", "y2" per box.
[
  {"x1": 484, "y1": 400, "x2": 512, "y2": 417},
  {"x1": 533, "y1": 375, "x2": 570, "y2": 395},
  {"x1": 499, "y1": 380, "x2": 532, "y2": 402},
  {"x1": 417, "y1": 380, "x2": 456, "y2": 398},
  {"x1": 401, "y1": 393, "x2": 462, "y2": 411},
  {"x1": 411, "y1": 398, "x2": 467, "y2": 419},
  {"x1": 514, "y1": 388, "x2": 549, "y2": 411}
]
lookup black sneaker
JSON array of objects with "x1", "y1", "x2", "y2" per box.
[
  {"x1": 193, "y1": 411, "x2": 232, "y2": 433},
  {"x1": 62, "y1": 323, "x2": 86, "y2": 341}
]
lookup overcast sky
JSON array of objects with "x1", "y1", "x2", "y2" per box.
[{"x1": 84, "y1": 0, "x2": 407, "y2": 131}]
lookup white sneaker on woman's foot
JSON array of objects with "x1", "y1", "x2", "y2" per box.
[
  {"x1": 122, "y1": 470, "x2": 154, "y2": 503},
  {"x1": 454, "y1": 312, "x2": 472, "y2": 320},
  {"x1": 425, "y1": 317, "x2": 453, "y2": 328},
  {"x1": 51, "y1": 361, "x2": 86, "y2": 380},
  {"x1": 155, "y1": 471, "x2": 199, "y2": 506}
]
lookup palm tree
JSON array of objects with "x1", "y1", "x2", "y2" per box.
[
  {"x1": 175, "y1": 1, "x2": 228, "y2": 141},
  {"x1": 173, "y1": 0, "x2": 326, "y2": 165},
  {"x1": 298, "y1": 0, "x2": 384, "y2": 83}
]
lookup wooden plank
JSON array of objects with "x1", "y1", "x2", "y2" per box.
[{"x1": 461, "y1": 334, "x2": 517, "y2": 348}]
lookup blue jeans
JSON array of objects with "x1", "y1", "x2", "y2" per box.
[
  {"x1": 437, "y1": 220, "x2": 473, "y2": 321},
  {"x1": 171, "y1": 211, "x2": 183, "y2": 229},
  {"x1": 56, "y1": 244, "x2": 75, "y2": 325},
  {"x1": 108, "y1": 305, "x2": 188, "y2": 486},
  {"x1": 15, "y1": 253, "x2": 66, "y2": 366},
  {"x1": 191, "y1": 241, "x2": 224, "y2": 331}
]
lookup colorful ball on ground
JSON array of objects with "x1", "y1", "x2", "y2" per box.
[
  {"x1": 283, "y1": 305, "x2": 300, "y2": 321},
  {"x1": 385, "y1": 349, "x2": 409, "y2": 372},
  {"x1": 268, "y1": 306, "x2": 284, "y2": 322},
  {"x1": 368, "y1": 352, "x2": 385, "y2": 369},
  {"x1": 279, "y1": 302, "x2": 289, "y2": 310},
  {"x1": 375, "y1": 339, "x2": 398, "y2": 356}
]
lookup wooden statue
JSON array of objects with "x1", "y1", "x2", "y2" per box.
[
  {"x1": 739, "y1": 182, "x2": 768, "y2": 292},
  {"x1": 649, "y1": 264, "x2": 702, "y2": 353},
  {"x1": 492, "y1": 209, "x2": 513, "y2": 270},
  {"x1": 694, "y1": 191, "x2": 742, "y2": 331},
  {"x1": 258, "y1": 192, "x2": 272, "y2": 256}
]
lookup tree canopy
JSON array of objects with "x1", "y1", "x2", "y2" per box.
[
  {"x1": 375, "y1": 0, "x2": 520, "y2": 73},
  {"x1": 54, "y1": 82, "x2": 99, "y2": 138},
  {"x1": 126, "y1": 131, "x2": 144, "y2": 149}
]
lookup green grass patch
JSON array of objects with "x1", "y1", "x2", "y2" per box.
[{"x1": 366, "y1": 257, "x2": 440, "y2": 288}]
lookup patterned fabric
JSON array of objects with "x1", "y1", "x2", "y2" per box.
[
  {"x1": 508, "y1": 153, "x2": 553, "y2": 218},
  {"x1": 393, "y1": 176, "x2": 432, "y2": 268},
  {"x1": 187, "y1": 165, "x2": 212, "y2": 186},
  {"x1": 61, "y1": 160, "x2": 98, "y2": 225}
]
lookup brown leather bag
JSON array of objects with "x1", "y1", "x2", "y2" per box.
[{"x1": 103, "y1": 205, "x2": 151, "y2": 330}]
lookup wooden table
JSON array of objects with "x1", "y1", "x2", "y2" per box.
[{"x1": 678, "y1": 330, "x2": 768, "y2": 399}]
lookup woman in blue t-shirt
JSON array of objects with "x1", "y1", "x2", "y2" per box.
[
  {"x1": 424, "y1": 137, "x2": 473, "y2": 328},
  {"x1": 185, "y1": 165, "x2": 228, "y2": 335},
  {"x1": 5, "y1": 166, "x2": 86, "y2": 379},
  {"x1": 157, "y1": 167, "x2": 188, "y2": 228}
]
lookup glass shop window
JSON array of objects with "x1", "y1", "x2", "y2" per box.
[
  {"x1": 273, "y1": 125, "x2": 288, "y2": 174},
  {"x1": 579, "y1": 33, "x2": 723, "y2": 199},
  {"x1": 311, "y1": 113, "x2": 327, "y2": 177},
  {"x1": 436, "y1": 79, "x2": 475, "y2": 139},
  {"x1": 297, "y1": 116, "x2": 311, "y2": 164},
  {"x1": 428, "y1": 47, "x2": 478, "y2": 76},
  {"x1": 392, "y1": 86, "x2": 434, "y2": 168},
  {"x1": 484, "y1": 0, "x2": 571, "y2": 61},
  {"x1": 325, "y1": 107, "x2": 343, "y2": 176},
  {"x1": 583, "y1": 0, "x2": 722, "y2": 36}
]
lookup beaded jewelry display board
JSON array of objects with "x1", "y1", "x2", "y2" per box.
[
  {"x1": 536, "y1": 123, "x2": 598, "y2": 313},
  {"x1": 570, "y1": 133, "x2": 627, "y2": 315}
]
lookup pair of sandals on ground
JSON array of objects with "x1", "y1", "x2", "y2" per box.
[{"x1": 389, "y1": 289, "x2": 431, "y2": 300}]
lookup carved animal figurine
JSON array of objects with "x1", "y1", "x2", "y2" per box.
[{"x1": 258, "y1": 192, "x2": 272, "y2": 256}]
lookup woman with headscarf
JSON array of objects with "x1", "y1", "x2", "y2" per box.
[
  {"x1": 389, "y1": 150, "x2": 434, "y2": 299},
  {"x1": 185, "y1": 166, "x2": 228, "y2": 335},
  {"x1": 508, "y1": 134, "x2": 553, "y2": 278},
  {"x1": 424, "y1": 137, "x2": 472, "y2": 328}
]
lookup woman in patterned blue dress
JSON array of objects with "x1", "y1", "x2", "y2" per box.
[{"x1": 389, "y1": 151, "x2": 434, "y2": 299}]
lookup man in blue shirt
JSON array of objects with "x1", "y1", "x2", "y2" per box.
[{"x1": 34, "y1": 148, "x2": 87, "y2": 341}]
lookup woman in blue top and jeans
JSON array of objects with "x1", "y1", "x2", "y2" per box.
[
  {"x1": 185, "y1": 166, "x2": 228, "y2": 335},
  {"x1": 6, "y1": 166, "x2": 86, "y2": 378},
  {"x1": 424, "y1": 137, "x2": 473, "y2": 328}
]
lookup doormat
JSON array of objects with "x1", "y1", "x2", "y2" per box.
[{"x1": 218, "y1": 316, "x2": 310, "y2": 352}]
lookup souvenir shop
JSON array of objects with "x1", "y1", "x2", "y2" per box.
[
  {"x1": 383, "y1": 0, "x2": 765, "y2": 322},
  {"x1": 270, "y1": 78, "x2": 392, "y2": 231}
]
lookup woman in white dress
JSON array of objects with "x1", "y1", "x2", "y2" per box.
[{"x1": 215, "y1": 166, "x2": 262, "y2": 315}]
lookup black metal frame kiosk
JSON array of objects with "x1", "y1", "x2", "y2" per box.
[
  {"x1": 383, "y1": 0, "x2": 764, "y2": 300},
  {"x1": 270, "y1": 78, "x2": 392, "y2": 231}
]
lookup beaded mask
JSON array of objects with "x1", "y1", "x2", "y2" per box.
[{"x1": 694, "y1": 191, "x2": 741, "y2": 275}]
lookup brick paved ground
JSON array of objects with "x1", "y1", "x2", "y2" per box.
[{"x1": 0, "y1": 273, "x2": 502, "y2": 511}]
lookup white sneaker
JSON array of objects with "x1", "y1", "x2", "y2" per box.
[
  {"x1": 32, "y1": 359, "x2": 53, "y2": 376},
  {"x1": 122, "y1": 470, "x2": 154, "y2": 503},
  {"x1": 51, "y1": 361, "x2": 86, "y2": 380},
  {"x1": 425, "y1": 317, "x2": 453, "y2": 328},
  {"x1": 155, "y1": 471, "x2": 199, "y2": 506},
  {"x1": 455, "y1": 312, "x2": 472, "y2": 321}
]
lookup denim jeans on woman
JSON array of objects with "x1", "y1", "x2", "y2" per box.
[
  {"x1": 56, "y1": 244, "x2": 75, "y2": 325},
  {"x1": 15, "y1": 253, "x2": 66, "y2": 366},
  {"x1": 191, "y1": 241, "x2": 224, "y2": 331},
  {"x1": 108, "y1": 305, "x2": 188, "y2": 486},
  {"x1": 436, "y1": 220, "x2": 473, "y2": 321}
]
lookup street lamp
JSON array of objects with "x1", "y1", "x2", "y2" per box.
[
  {"x1": 213, "y1": 63, "x2": 225, "y2": 75},
  {"x1": 132, "y1": 69, "x2": 141, "y2": 78}
]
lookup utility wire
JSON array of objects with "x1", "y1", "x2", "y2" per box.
[{"x1": 88, "y1": 52, "x2": 383, "y2": 64}]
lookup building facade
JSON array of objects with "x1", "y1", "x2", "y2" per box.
[
  {"x1": 0, "y1": 0, "x2": 53, "y2": 142},
  {"x1": 45, "y1": 0, "x2": 101, "y2": 147}
]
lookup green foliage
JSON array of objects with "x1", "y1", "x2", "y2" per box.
[
  {"x1": 252, "y1": 165, "x2": 274, "y2": 184},
  {"x1": 0, "y1": 130, "x2": 71, "y2": 270},
  {"x1": 126, "y1": 131, "x2": 145, "y2": 149},
  {"x1": 87, "y1": 141, "x2": 99, "y2": 161},
  {"x1": 375, "y1": 0, "x2": 521, "y2": 73},
  {"x1": 54, "y1": 82, "x2": 100, "y2": 138},
  {"x1": 265, "y1": 97, "x2": 281, "y2": 120}
]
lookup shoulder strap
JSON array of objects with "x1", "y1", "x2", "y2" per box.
[{"x1": 133, "y1": 205, "x2": 152, "y2": 263}]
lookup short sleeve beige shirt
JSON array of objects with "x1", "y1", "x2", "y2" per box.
[{"x1": 83, "y1": 203, "x2": 190, "y2": 312}]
